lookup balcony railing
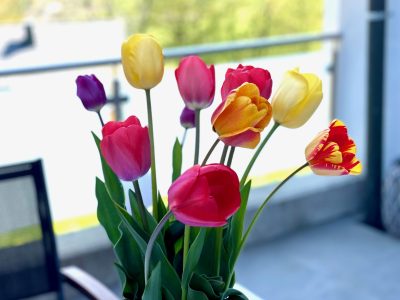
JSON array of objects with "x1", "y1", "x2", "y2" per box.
[{"x1": 0, "y1": 32, "x2": 340, "y2": 77}]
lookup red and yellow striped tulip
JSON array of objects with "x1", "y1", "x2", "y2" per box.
[
  {"x1": 305, "y1": 119, "x2": 362, "y2": 176},
  {"x1": 211, "y1": 83, "x2": 272, "y2": 149}
]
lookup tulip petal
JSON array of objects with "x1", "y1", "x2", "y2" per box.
[
  {"x1": 306, "y1": 119, "x2": 362, "y2": 176},
  {"x1": 175, "y1": 56, "x2": 215, "y2": 109},
  {"x1": 272, "y1": 70, "x2": 308, "y2": 124},
  {"x1": 168, "y1": 164, "x2": 240, "y2": 227},
  {"x1": 221, "y1": 129, "x2": 260, "y2": 148},
  {"x1": 100, "y1": 116, "x2": 151, "y2": 181},
  {"x1": 305, "y1": 129, "x2": 329, "y2": 161},
  {"x1": 214, "y1": 96, "x2": 267, "y2": 136},
  {"x1": 309, "y1": 162, "x2": 349, "y2": 176},
  {"x1": 121, "y1": 34, "x2": 164, "y2": 89},
  {"x1": 101, "y1": 128, "x2": 142, "y2": 181},
  {"x1": 102, "y1": 115, "x2": 141, "y2": 137}
]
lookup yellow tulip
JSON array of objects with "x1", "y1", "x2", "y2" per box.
[
  {"x1": 121, "y1": 34, "x2": 164, "y2": 90},
  {"x1": 271, "y1": 68, "x2": 323, "y2": 128}
]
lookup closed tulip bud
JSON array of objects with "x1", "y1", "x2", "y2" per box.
[
  {"x1": 180, "y1": 107, "x2": 195, "y2": 129},
  {"x1": 121, "y1": 34, "x2": 164, "y2": 90},
  {"x1": 76, "y1": 74, "x2": 107, "y2": 112},
  {"x1": 100, "y1": 116, "x2": 151, "y2": 181},
  {"x1": 305, "y1": 119, "x2": 362, "y2": 176},
  {"x1": 271, "y1": 68, "x2": 323, "y2": 128},
  {"x1": 221, "y1": 64, "x2": 272, "y2": 101},
  {"x1": 212, "y1": 83, "x2": 272, "y2": 149},
  {"x1": 175, "y1": 55, "x2": 215, "y2": 110},
  {"x1": 168, "y1": 164, "x2": 240, "y2": 227}
]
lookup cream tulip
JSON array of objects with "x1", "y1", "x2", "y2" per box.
[{"x1": 271, "y1": 68, "x2": 322, "y2": 128}]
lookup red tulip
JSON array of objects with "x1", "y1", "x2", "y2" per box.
[
  {"x1": 168, "y1": 164, "x2": 240, "y2": 227},
  {"x1": 305, "y1": 119, "x2": 362, "y2": 176},
  {"x1": 221, "y1": 64, "x2": 272, "y2": 101},
  {"x1": 175, "y1": 55, "x2": 215, "y2": 110},
  {"x1": 100, "y1": 116, "x2": 151, "y2": 181}
]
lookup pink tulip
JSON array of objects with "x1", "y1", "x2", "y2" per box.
[
  {"x1": 175, "y1": 55, "x2": 215, "y2": 110},
  {"x1": 100, "y1": 116, "x2": 151, "y2": 181},
  {"x1": 168, "y1": 164, "x2": 241, "y2": 227},
  {"x1": 221, "y1": 64, "x2": 272, "y2": 101}
]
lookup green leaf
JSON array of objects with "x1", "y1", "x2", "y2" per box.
[
  {"x1": 156, "y1": 192, "x2": 168, "y2": 221},
  {"x1": 95, "y1": 178, "x2": 121, "y2": 245},
  {"x1": 196, "y1": 229, "x2": 221, "y2": 277},
  {"x1": 182, "y1": 228, "x2": 206, "y2": 289},
  {"x1": 114, "y1": 263, "x2": 138, "y2": 299},
  {"x1": 227, "y1": 181, "x2": 252, "y2": 269},
  {"x1": 188, "y1": 288, "x2": 209, "y2": 300},
  {"x1": 172, "y1": 138, "x2": 183, "y2": 182},
  {"x1": 115, "y1": 203, "x2": 182, "y2": 300},
  {"x1": 189, "y1": 273, "x2": 222, "y2": 299},
  {"x1": 220, "y1": 288, "x2": 249, "y2": 300},
  {"x1": 129, "y1": 189, "x2": 158, "y2": 233},
  {"x1": 128, "y1": 189, "x2": 141, "y2": 222},
  {"x1": 143, "y1": 262, "x2": 162, "y2": 300},
  {"x1": 114, "y1": 223, "x2": 144, "y2": 286},
  {"x1": 162, "y1": 287, "x2": 176, "y2": 300},
  {"x1": 92, "y1": 132, "x2": 125, "y2": 206}
]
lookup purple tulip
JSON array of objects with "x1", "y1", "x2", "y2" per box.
[
  {"x1": 180, "y1": 107, "x2": 195, "y2": 129},
  {"x1": 76, "y1": 74, "x2": 107, "y2": 112}
]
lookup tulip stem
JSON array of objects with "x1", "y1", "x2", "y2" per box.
[
  {"x1": 182, "y1": 225, "x2": 190, "y2": 300},
  {"x1": 220, "y1": 144, "x2": 229, "y2": 164},
  {"x1": 240, "y1": 122, "x2": 280, "y2": 187},
  {"x1": 227, "y1": 146, "x2": 236, "y2": 167},
  {"x1": 144, "y1": 210, "x2": 173, "y2": 285},
  {"x1": 213, "y1": 145, "x2": 229, "y2": 277},
  {"x1": 227, "y1": 162, "x2": 309, "y2": 286},
  {"x1": 182, "y1": 109, "x2": 201, "y2": 300},
  {"x1": 145, "y1": 89, "x2": 159, "y2": 221},
  {"x1": 201, "y1": 138, "x2": 220, "y2": 166},
  {"x1": 215, "y1": 227, "x2": 223, "y2": 276},
  {"x1": 194, "y1": 109, "x2": 201, "y2": 165},
  {"x1": 97, "y1": 111, "x2": 105, "y2": 127},
  {"x1": 132, "y1": 180, "x2": 149, "y2": 233},
  {"x1": 181, "y1": 129, "x2": 188, "y2": 147},
  {"x1": 240, "y1": 162, "x2": 308, "y2": 249}
]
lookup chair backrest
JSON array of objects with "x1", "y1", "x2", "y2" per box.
[{"x1": 0, "y1": 160, "x2": 62, "y2": 299}]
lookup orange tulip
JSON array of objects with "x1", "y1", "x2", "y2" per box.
[
  {"x1": 305, "y1": 119, "x2": 362, "y2": 176},
  {"x1": 211, "y1": 83, "x2": 272, "y2": 149}
]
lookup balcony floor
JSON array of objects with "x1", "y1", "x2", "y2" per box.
[{"x1": 235, "y1": 218, "x2": 400, "y2": 300}]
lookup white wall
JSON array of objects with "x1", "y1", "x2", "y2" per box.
[{"x1": 383, "y1": 0, "x2": 400, "y2": 174}]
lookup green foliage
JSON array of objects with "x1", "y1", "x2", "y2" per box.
[
  {"x1": 142, "y1": 262, "x2": 162, "y2": 300},
  {"x1": 182, "y1": 229, "x2": 206, "y2": 290},
  {"x1": 172, "y1": 138, "x2": 183, "y2": 182},
  {"x1": 1, "y1": 0, "x2": 323, "y2": 61},
  {"x1": 227, "y1": 181, "x2": 252, "y2": 273},
  {"x1": 93, "y1": 133, "x2": 125, "y2": 207}
]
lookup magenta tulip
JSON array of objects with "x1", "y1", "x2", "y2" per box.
[
  {"x1": 175, "y1": 55, "x2": 215, "y2": 110},
  {"x1": 76, "y1": 74, "x2": 107, "y2": 112},
  {"x1": 168, "y1": 164, "x2": 240, "y2": 227},
  {"x1": 100, "y1": 116, "x2": 151, "y2": 181},
  {"x1": 221, "y1": 64, "x2": 272, "y2": 101},
  {"x1": 180, "y1": 107, "x2": 195, "y2": 129}
]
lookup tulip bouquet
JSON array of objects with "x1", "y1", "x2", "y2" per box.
[{"x1": 76, "y1": 34, "x2": 362, "y2": 300}]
